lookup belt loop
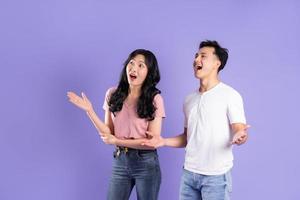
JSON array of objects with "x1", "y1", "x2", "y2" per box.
[{"x1": 114, "y1": 146, "x2": 121, "y2": 158}]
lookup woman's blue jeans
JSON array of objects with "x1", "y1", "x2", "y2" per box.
[{"x1": 107, "y1": 148, "x2": 161, "y2": 200}]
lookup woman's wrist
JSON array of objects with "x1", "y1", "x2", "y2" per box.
[
  {"x1": 86, "y1": 107, "x2": 95, "y2": 115},
  {"x1": 114, "y1": 137, "x2": 120, "y2": 146}
]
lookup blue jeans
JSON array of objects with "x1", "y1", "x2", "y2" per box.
[
  {"x1": 107, "y1": 148, "x2": 161, "y2": 200},
  {"x1": 179, "y1": 168, "x2": 232, "y2": 200}
]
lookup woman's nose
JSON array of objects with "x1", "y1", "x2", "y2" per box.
[{"x1": 130, "y1": 64, "x2": 137, "y2": 72}]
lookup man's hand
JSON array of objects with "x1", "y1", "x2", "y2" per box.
[
  {"x1": 141, "y1": 131, "x2": 165, "y2": 149},
  {"x1": 231, "y1": 124, "x2": 250, "y2": 145}
]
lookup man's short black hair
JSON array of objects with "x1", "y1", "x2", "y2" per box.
[{"x1": 199, "y1": 40, "x2": 228, "y2": 72}]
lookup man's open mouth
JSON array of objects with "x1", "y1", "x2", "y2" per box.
[{"x1": 196, "y1": 66, "x2": 202, "y2": 70}]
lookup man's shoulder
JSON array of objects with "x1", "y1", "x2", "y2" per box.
[
  {"x1": 219, "y1": 82, "x2": 242, "y2": 96},
  {"x1": 219, "y1": 83, "x2": 243, "y2": 102},
  {"x1": 184, "y1": 91, "x2": 198, "y2": 104}
]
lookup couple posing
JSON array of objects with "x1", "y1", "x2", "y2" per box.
[{"x1": 67, "y1": 40, "x2": 249, "y2": 200}]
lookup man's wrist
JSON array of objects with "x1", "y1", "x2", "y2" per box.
[{"x1": 163, "y1": 138, "x2": 168, "y2": 147}]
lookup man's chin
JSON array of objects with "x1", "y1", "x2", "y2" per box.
[{"x1": 194, "y1": 73, "x2": 202, "y2": 79}]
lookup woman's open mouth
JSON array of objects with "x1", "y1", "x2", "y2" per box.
[{"x1": 129, "y1": 74, "x2": 137, "y2": 80}]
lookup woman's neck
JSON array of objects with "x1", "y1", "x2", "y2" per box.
[{"x1": 128, "y1": 85, "x2": 141, "y2": 98}]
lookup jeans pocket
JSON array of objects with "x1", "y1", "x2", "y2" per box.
[
  {"x1": 137, "y1": 151, "x2": 157, "y2": 160},
  {"x1": 137, "y1": 151, "x2": 160, "y2": 169}
]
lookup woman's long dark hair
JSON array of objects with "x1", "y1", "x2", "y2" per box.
[{"x1": 108, "y1": 49, "x2": 161, "y2": 121}]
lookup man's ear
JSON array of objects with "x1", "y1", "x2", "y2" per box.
[{"x1": 214, "y1": 60, "x2": 221, "y2": 70}]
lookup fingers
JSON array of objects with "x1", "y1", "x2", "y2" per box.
[
  {"x1": 67, "y1": 91, "x2": 82, "y2": 102},
  {"x1": 68, "y1": 97, "x2": 85, "y2": 109},
  {"x1": 244, "y1": 124, "x2": 251, "y2": 130},
  {"x1": 234, "y1": 138, "x2": 246, "y2": 145},
  {"x1": 67, "y1": 91, "x2": 87, "y2": 101},
  {"x1": 68, "y1": 98, "x2": 81, "y2": 107},
  {"x1": 81, "y1": 92, "x2": 87, "y2": 101},
  {"x1": 231, "y1": 136, "x2": 242, "y2": 145},
  {"x1": 101, "y1": 135, "x2": 108, "y2": 144},
  {"x1": 101, "y1": 135, "x2": 110, "y2": 144},
  {"x1": 68, "y1": 98, "x2": 76, "y2": 105},
  {"x1": 142, "y1": 141, "x2": 157, "y2": 148},
  {"x1": 100, "y1": 133, "x2": 116, "y2": 145},
  {"x1": 67, "y1": 91, "x2": 79, "y2": 99},
  {"x1": 145, "y1": 131, "x2": 154, "y2": 136},
  {"x1": 140, "y1": 139, "x2": 148, "y2": 146},
  {"x1": 141, "y1": 138, "x2": 155, "y2": 148},
  {"x1": 231, "y1": 134, "x2": 247, "y2": 145},
  {"x1": 99, "y1": 132, "x2": 105, "y2": 137}
]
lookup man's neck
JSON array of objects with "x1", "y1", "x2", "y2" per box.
[{"x1": 199, "y1": 77, "x2": 220, "y2": 93}]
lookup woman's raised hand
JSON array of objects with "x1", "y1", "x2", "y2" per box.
[{"x1": 67, "y1": 91, "x2": 93, "y2": 112}]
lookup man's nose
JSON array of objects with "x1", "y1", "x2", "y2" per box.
[
  {"x1": 195, "y1": 56, "x2": 201, "y2": 63},
  {"x1": 193, "y1": 58, "x2": 200, "y2": 66}
]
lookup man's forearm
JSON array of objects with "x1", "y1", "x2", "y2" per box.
[{"x1": 164, "y1": 133, "x2": 187, "y2": 148}]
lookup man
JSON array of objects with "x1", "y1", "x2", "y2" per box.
[{"x1": 143, "y1": 40, "x2": 249, "y2": 200}]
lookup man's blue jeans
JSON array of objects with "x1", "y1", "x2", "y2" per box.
[
  {"x1": 179, "y1": 168, "x2": 232, "y2": 200},
  {"x1": 107, "y1": 148, "x2": 161, "y2": 200}
]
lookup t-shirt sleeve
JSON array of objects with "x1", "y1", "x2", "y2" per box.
[
  {"x1": 153, "y1": 94, "x2": 166, "y2": 118},
  {"x1": 227, "y1": 90, "x2": 246, "y2": 124},
  {"x1": 183, "y1": 95, "x2": 189, "y2": 128},
  {"x1": 183, "y1": 103, "x2": 187, "y2": 128},
  {"x1": 102, "y1": 87, "x2": 115, "y2": 111}
]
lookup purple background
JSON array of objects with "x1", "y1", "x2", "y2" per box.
[{"x1": 1, "y1": 0, "x2": 299, "y2": 199}]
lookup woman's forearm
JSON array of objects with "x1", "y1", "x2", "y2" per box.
[
  {"x1": 86, "y1": 109, "x2": 111, "y2": 135},
  {"x1": 116, "y1": 138, "x2": 155, "y2": 150}
]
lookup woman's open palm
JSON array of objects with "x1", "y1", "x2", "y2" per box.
[{"x1": 67, "y1": 92, "x2": 93, "y2": 112}]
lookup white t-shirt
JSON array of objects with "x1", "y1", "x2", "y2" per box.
[{"x1": 183, "y1": 82, "x2": 246, "y2": 175}]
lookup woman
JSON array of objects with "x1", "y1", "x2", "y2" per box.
[{"x1": 67, "y1": 49, "x2": 165, "y2": 200}]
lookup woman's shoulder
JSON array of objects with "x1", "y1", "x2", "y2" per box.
[
  {"x1": 105, "y1": 86, "x2": 117, "y2": 97},
  {"x1": 153, "y1": 93, "x2": 164, "y2": 105},
  {"x1": 154, "y1": 92, "x2": 164, "y2": 99}
]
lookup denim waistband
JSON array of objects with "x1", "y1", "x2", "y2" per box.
[{"x1": 116, "y1": 146, "x2": 156, "y2": 153}]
